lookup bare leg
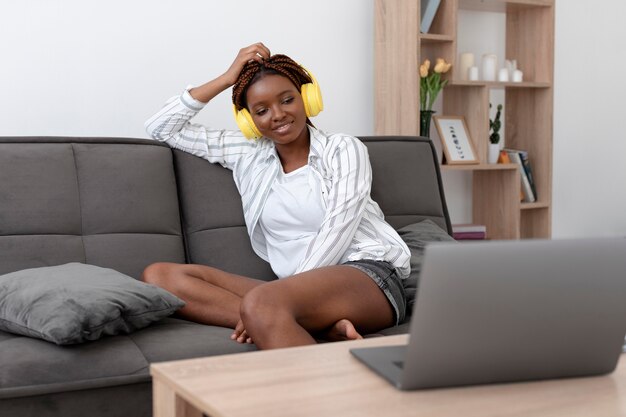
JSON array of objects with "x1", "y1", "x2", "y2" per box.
[
  {"x1": 141, "y1": 262, "x2": 265, "y2": 328},
  {"x1": 239, "y1": 265, "x2": 394, "y2": 349}
]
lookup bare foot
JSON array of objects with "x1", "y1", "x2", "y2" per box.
[{"x1": 323, "y1": 319, "x2": 364, "y2": 342}]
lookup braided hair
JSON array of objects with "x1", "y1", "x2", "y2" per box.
[{"x1": 232, "y1": 54, "x2": 313, "y2": 114}]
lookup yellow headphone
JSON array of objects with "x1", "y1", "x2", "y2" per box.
[{"x1": 232, "y1": 66, "x2": 324, "y2": 140}]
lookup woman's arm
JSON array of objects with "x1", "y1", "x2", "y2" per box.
[
  {"x1": 144, "y1": 43, "x2": 271, "y2": 169},
  {"x1": 295, "y1": 137, "x2": 372, "y2": 273}
]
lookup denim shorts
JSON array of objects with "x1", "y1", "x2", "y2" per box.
[{"x1": 343, "y1": 259, "x2": 407, "y2": 325}]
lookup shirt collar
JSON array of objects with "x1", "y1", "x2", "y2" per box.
[{"x1": 308, "y1": 125, "x2": 326, "y2": 164}]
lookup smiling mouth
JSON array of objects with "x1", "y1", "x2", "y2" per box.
[{"x1": 273, "y1": 121, "x2": 293, "y2": 133}]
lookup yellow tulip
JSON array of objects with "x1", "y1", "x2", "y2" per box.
[
  {"x1": 434, "y1": 58, "x2": 447, "y2": 73},
  {"x1": 420, "y1": 57, "x2": 449, "y2": 111}
]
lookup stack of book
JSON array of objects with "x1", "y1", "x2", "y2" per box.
[
  {"x1": 502, "y1": 148, "x2": 537, "y2": 203},
  {"x1": 452, "y1": 224, "x2": 487, "y2": 241}
]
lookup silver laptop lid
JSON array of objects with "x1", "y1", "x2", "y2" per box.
[{"x1": 402, "y1": 237, "x2": 626, "y2": 389}]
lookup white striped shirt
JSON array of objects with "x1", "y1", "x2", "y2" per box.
[{"x1": 145, "y1": 88, "x2": 411, "y2": 279}]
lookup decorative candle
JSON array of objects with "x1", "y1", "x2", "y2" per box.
[
  {"x1": 498, "y1": 68, "x2": 509, "y2": 82},
  {"x1": 481, "y1": 54, "x2": 497, "y2": 81},
  {"x1": 458, "y1": 52, "x2": 475, "y2": 81},
  {"x1": 468, "y1": 66, "x2": 479, "y2": 81}
]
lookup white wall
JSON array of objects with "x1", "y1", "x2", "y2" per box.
[
  {"x1": 1, "y1": 0, "x2": 625, "y2": 238},
  {"x1": 553, "y1": 0, "x2": 626, "y2": 238},
  {"x1": 0, "y1": 0, "x2": 374, "y2": 138}
]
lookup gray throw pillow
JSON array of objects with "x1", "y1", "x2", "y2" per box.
[
  {"x1": 397, "y1": 219, "x2": 456, "y2": 316},
  {"x1": 0, "y1": 262, "x2": 185, "y2": 345}
]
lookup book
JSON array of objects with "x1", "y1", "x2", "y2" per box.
[
  {"x1": 505, "y1": 148, "x2": 538, "y2": 200},
  {"x1": 517, "y1": 150, "x2": 538, "y2": 200},
  {"x1": 453, "y1": 231, "x2": 487, "y2": 240},
  {"x1": 505, "y1": 149, "x2": 536, "y2": 203},
  {"x1": 452, "y1": 224, "x2": 486, "y2": 233},
  {"x1": 452, "y1": 224, "x2": 487, "y2": 240},
  {"x1": 420, "y1": 0, "x2": 441, "y2": 33}
]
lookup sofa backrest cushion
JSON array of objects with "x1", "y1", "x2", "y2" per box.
[
  {"x1": 360, "y1": 137, "x2": 451, "y2": 232},
  {"x1": 0, "y1": 138, "x2": 186, "y2": 278},
  {"x1": 0, "y1": 136, "x2": 450, "y2": 281},
  {"x1": 173, "y1": 150, "x2": 277, "y2": 281},
  {"x1": 174, "y1": 136, "x2": 451, "y2": 281}
]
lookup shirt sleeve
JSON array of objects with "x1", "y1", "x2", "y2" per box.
[
  {"x1": 144, "y1": 87, "x2": 255, "y2": 170},
  {"x1": 295, "y1": 137, "x2": 372, "y2": 273}
]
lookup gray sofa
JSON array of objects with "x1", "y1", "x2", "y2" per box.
[{"x1": 0, "y1": 136, "x2": 451, "y2": 417}]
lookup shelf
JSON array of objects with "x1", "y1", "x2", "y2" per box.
[
  {"x1": 441, "y1": 163, "x2": 518, "y2": 171},
  {"x1": 459, "y1": 0, "x2": 552, "y2": 12},
  {"x1": 448, "y1": 80, "x2": 551, "y2": 88},
  {"x1": 419, "y1": 33, "x2": 455, "y2": 44},
  {"x1": 521, "y1": 201, "x2": 550, "y2": 210},
  {"x1": 374, "y1": 0, "x2": 553, "y2": 240}
]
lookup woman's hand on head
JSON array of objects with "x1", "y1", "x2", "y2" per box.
[{"x1": 223, "y1": 43, "x2": 271, "y2": 86}]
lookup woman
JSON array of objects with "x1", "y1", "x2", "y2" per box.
[{"x1": 143, "y1": 42, "x2": 410, "y2": 350}]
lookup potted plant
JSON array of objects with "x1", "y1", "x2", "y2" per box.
[
  {"x1": 419, "y1": 58, "x2": 451, "y2": 137},
  {"x1": 488, "y1": 103, "x2": 503, "y2": 163}
]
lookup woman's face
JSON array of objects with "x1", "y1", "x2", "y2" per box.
[{"x1": 245, "y1": 74, "x2": 309, "y2": 146}]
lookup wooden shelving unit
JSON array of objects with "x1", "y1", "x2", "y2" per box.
[{"x1": 374, "y1": 0, "x2": 554, "y2": 240}]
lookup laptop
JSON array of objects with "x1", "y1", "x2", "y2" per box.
[{"x1": 350, "y1": 237, "x2": 626, "y2": 390}]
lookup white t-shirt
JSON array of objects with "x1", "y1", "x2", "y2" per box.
[{"x1": 260, "y1": 165, "x2": 325, "y2": 278}]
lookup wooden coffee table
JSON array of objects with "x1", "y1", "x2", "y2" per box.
[{"x1": 151, "y1": 335, "x2": 626, "y2": 417}]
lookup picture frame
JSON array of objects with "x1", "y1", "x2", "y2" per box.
[{"x1": 433, "y1": 115, "x2": 479, "y2": 165}]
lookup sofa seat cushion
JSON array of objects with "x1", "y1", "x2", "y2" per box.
[{"x1": 0, "y1": 318, "x2": 256, "y2": 399}]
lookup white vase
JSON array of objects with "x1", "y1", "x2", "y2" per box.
[
  {"x1": 481, "y1": 54, "x2": 497, "y2": 81},
  {"x1": 488, "y1": 143, "x2": 500, "y2": 164}
]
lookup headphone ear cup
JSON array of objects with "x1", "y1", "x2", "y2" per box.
[
  {"x1": 300, "y1": 68, "x2": 324, "y2": 118},
  {"x1": 232, "y1": 105, "x2": 262, "y2": 140}
]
